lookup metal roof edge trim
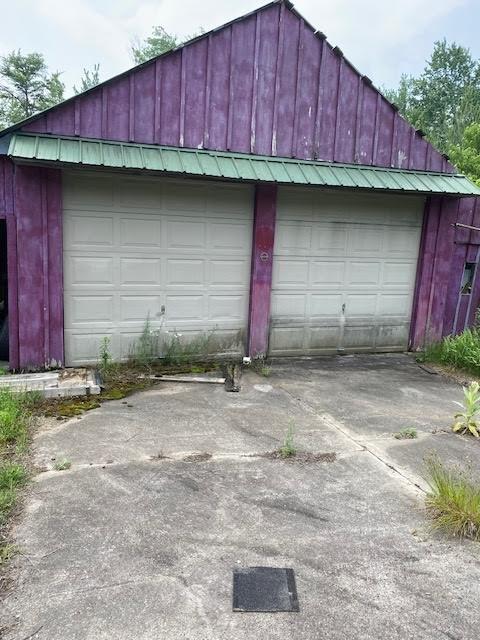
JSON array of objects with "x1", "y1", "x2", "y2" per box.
[{"x1": 7, "y1": 133, "x2": 480, "y2": 197}]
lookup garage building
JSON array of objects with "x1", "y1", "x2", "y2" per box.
[{"x1": 0, "y1": 0, "x2": 479, "y2": 368}]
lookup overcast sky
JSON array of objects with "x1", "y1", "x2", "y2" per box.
[{"x1": 1, "y1": 0, "x2": 479, "y2": 97}]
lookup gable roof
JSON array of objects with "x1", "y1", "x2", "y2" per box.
[{"x1": 0, "y1": 0, "x2": 454, "y2": 174}]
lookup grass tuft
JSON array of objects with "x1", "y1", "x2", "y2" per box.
[
  {"x1": 278, "y1": 422, "x2": 297, "y2": 458},
  {"x1": 393, "y1": 427, "x2": 418, "y2": 440},
  {"x1": 54, "y1": 459, "x2": 71, "y2": 471},
  {"x1": 423, "y1": 328, "x2": 480, "y2": 377},
  {"x1": 424, "y1": 454, "x2": 480, "y2": 540}
]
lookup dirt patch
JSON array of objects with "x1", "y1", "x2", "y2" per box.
[
  {"x1": 261, "y1": 451, "x2": 337, "y2": 463},
  {"x1": 417, "y1": 361, "x2": 478, "y2": 386},
  {"x1": 182, "y1": 452, "x2": 212, "y2": 463}
]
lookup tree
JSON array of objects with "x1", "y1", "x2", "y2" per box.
[
  {"x1": 385, "y1": 40, "x2": 480, "y2": 153},
  {"x1": 131, "y1": 26, "x2": 179, "y2": 64},
  {"x1": 449, "y1": 124, "x2": 480, "y2": 186},
  {"x1": 131, "y1": 26, "x2": 205, "y2": 65},
  {"x1": 0, "y1": 50, "x2": 64, "y2": 128},
  {"x1": 73, "y1": 63, "x2": 100, "y2": 94}
]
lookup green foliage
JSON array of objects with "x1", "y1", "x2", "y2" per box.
[
  {"x1": 424, "y1": 454, "x2": 480, "y2": 540},
  {"x1": 161, "y1": 329, "x2": 236, "y2": 366},
  {"x1": 0, "y1": 388, "x2": 30, "y2": 447},
  {"x1": 279, "y1": 422, "x2": 297, "y2": 458},
  {"x1": 449, "y1": 123, "x2": 480, "y2": 186},
  {"x1": 131, "y1": 26, "x2": 179, "y2": 64},
  {"x1": 0, "y1": 543, "x2": 17, "y2": 565},
  {"x1": 423, "y1": 328, "x2": 480, "y2": 377},
  {"x1": 0, "y1": 462, "x2": 27, "y2": 524},
  {"x1": 98, "y1": 337, "x2": 113, "y2": 375},
  {"x1": 131, "y1": 26, "x2": 205, "y2": 64},
  {"x1": 54, "y1": 459, "x2": 71, "y2": 471},
  {"x1": 452, "y1": 381, "x2": 480, "y2": 438},
  {"x1": 73, "y1": 63, "x2": 100, "y2": 94},
  {"x1": 0, "y1": 50, "x2": 64, "y2": 128},
  {"x1": 384, "y1": 40, "x2": 480, "y2": 154},
  {"x1": 129, "y1": 315, "x2": 160, "y2": 366},
  {"x1": 393, "y1": 427, "x2": 418, "y2": 440}
]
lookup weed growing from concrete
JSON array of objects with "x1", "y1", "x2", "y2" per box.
[
  {"x1": 394, "y1": 427, "x2": 418, "y2": 440},
  {"x1": 424, "y1": 454, "x2": 480, "y2": 540},
  {"x1": 129, "y1": 315, "x2": 161, "y2": 366},
  {"x1": 279, "y1": 422, "x2": 297, "y2": 458},
  {"x1": 252, "y1": 359, "x2": 272, "y2": 377},
  {"x1": 452, "y1": 381, "x2": 480, "y2": 437},
  {"x1": 98, "y1": 337, "x2": 114, "y2": 375},
  {"x1": 54, "y1": 460, "x2": 71, "y2": 471}
]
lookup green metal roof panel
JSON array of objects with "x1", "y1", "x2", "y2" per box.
[{"x1": 6, "y1": 133, "x2": 480, "y2": 197}]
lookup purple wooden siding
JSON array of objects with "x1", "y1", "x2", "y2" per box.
[
  {"x1": 410, "y1": 195, "x2": 480, "y2": 348},
  {"x1": 248, "y1": 184, "x2": 277, "y2": 358},
  {"x1": 0, "y1": 160, "x2": 63, "y2": 369},
  {"x1": 20, "y1": 2, "x2": 453, "y2": 173}
]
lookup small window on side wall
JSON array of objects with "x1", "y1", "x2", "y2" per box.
[{"x1": 461, "y1": 262, "x2": 476, "y2": 295}]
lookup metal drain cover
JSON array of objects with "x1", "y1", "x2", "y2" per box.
[{"x1": 233, "y1": 567, "x2": 299, "y2": 612}]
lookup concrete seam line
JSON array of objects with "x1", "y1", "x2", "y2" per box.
[{"x1": 277, "y1": 384, "x2": 427, "y2": 495}]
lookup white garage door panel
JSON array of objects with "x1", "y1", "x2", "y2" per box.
[
  {"x1": 63, "y1": 173, "x2": 253, "y2": 366},
  {"x1": 269, "y1": 188, "x2": 424, "y2": 356}
]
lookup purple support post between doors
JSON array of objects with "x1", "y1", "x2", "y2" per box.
[{"x1": 248, "y1": 184, "x2": 277, "y2": 358}]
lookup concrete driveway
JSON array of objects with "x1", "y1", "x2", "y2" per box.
[{"x1": 2, "y1": 354, "x2": 480, "y2": 639}]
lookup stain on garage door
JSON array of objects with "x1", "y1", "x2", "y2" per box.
[
  {"x1": 269, "y1": 188, "x2": 424, "y2": 356},
  {"x1": 63, "y1": 173, "x2": 253, "y2": 366}
]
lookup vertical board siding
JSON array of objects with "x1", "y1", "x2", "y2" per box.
[
  {"x1": 248, "y1": 184, "x2": 277, "y2": 357},
  {"x1": 183, "y1": 39, "x2": 208, "y2": 149},
  {"x1": 316, "y1": 45, "x2": 340, "y2": 161},
  {"x1": 208, "y1": 27, "x2": 232, "y2": 150},
  {"x1": 428, "y1": 198, "x2": 459, "y2": 340},
  {"x1": 334, "y1": 61, "x2": 358, "y2": 163},
  {"x1": 357, "y1": 84, "x2": 377, "y2": 166},
  {"x1": 133, "y1": 65, "x2": 156, "y2": 143},
  {"x1": 375, "y1": 99, "x2": 395, "y2": 167},
  {"x1": 229, "y1": 18, "x2": 257, "y2": 153},
  {"x1": 19, "y1": 1, "x2": 456, "y2": 173},
  {"x1": 293, "y1": 25, "x2": 320, "y2": 159},
  {"x1": 274, "y1": 8, "x2": 300, "y2": 157},
  {"x1": 410, "y1": 198, "x2": 441, "y2": 348},
  {"x1": 159, "y1": 51, "x2": 182, "y2": 147},
  {"x1": 12, "y1": 165, "x2": 63, "y2": 368},
  {"x1": 253, "y1": 6, "x2": 279, "y2": 155}
]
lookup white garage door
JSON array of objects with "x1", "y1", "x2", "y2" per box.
[
  {"x1": 63, "y1": 172, "x2": 253, "y2": 366},
  {"x1": 269, "y1": 188, "x2": 424, "y2": 356}
]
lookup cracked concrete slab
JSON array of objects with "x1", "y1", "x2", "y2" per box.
[{"x1": 2, "y1": 354, "x2": 480, "y2": 639}]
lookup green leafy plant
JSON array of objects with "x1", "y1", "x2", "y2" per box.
[
  {"x1": 424, "y1": 454, "x2": 480, "y2": 540},
  {"x1": 54, "y1": 459, "x2": 71, "y2": 471},
  {"x1": 394, "y1": 427, "x2": 418, "y2": 440},
  {"x1": 98, "y1": 336, "x2": 113, "y2": 374},
  {"x1": 0, "y1": 367, "x2": 8, "y2": 376},
  {"x1": 452, "y1": 381, "x2": 480, "y2": 437},
  {"x1": 129, "y1": 315, "x2": 160, "y2": 366},
  {"x1": 423, "y1": 328, "x2": 480, "y2": 377},
  {"x1": 279, "y1": 422, "x2": 297, "y2": 458}
]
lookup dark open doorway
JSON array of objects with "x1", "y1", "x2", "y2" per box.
[{"x1": 0, "y1": 220, "x2": 8, "y2": 364}]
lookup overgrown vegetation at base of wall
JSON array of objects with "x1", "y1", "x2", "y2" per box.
[
  {"x1": 422, "y1": 328, "x2": 480, "y2": 377},
  {"x1": 0, "y1": 389, "x2": 36, "y2": 568}
]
